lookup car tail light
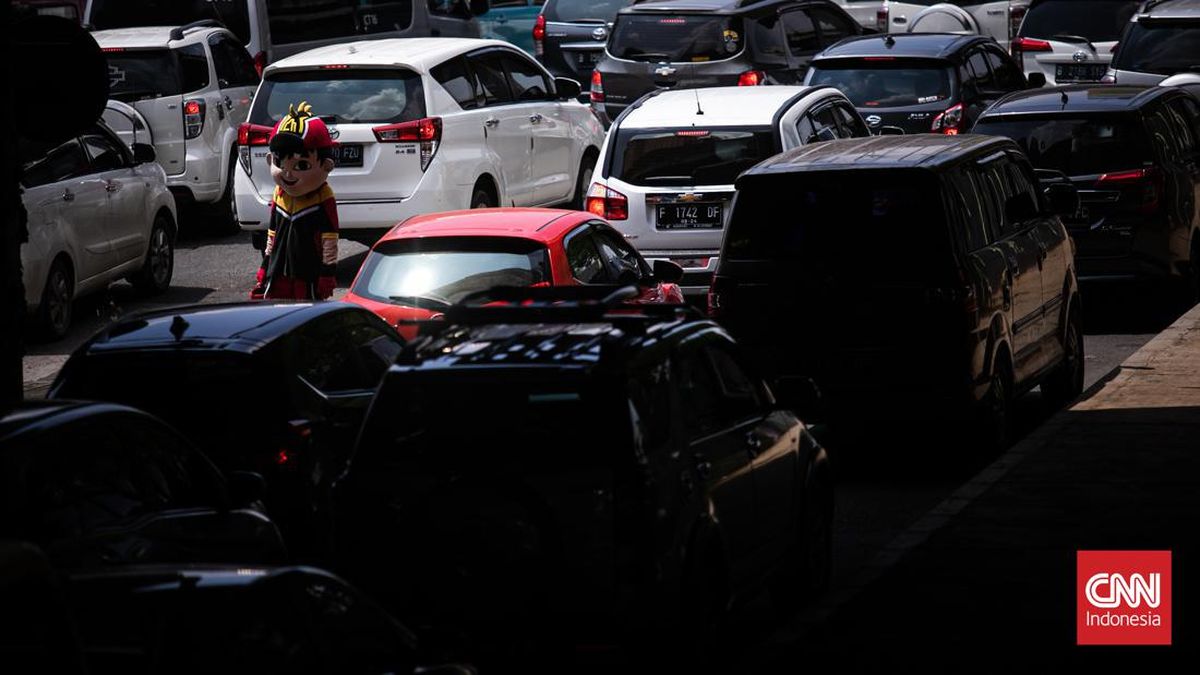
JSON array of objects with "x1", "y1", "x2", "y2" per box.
[
  {"x1": 590, "y1": 69, "x2": 604, "y2": 104},
  {"x1": 276, "y1": 420, "x2": 313, "y2": 470},
  {"x1": 183, "y1": 98, "x2": 205, "y2": 139},
  {"x1": 237, "y1": 123, "x2": 272, "y2": 174},
  {"x1": 533, "y1": 14, "x2": 546, "y2": 57},
  {"x1": 707, "y1": 275, "x2": 736, "y2": 319},
  {"x1": 1096, "y1": 168, "x2": 1163, "y2": 213},
  {"x1": 253, "y1": 50, "x2": 267, "y2": 77},
  {"x1": 876, "y1": 6, "x2": 889, "y2": 32},
  {"x1": 1010, "y1": 36, "x2": 1051, "y2": 70},
  {"x1": 737, "y1": 70, "x2": 766, "y2": 86},
  {"x1": 373, "y1": 117, "x2": 442, "y2": 171},
  {"x1": 1009, "y1": 3, "x2": 1027, "y2": 41},
  {"x1": 931, "y1": 103, "x2": 964, "y2": 135},
  {"x1": 585, "y1": 183, "x2": 628, "y2": 220}
]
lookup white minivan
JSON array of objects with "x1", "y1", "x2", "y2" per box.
[{"x1": 234, "y1": 38, "x2": 605, "y2": 246}]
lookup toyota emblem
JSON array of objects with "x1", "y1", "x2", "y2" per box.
[
  {"x1": 592, "y1": 26, "x2": 608, "y2": 41},
  {"x1": 866, "y1": 115, "x2": 882, "y2": 127},
  {"x1": 1073, "y1": 51, "x2": 1089, "y2": 63}
]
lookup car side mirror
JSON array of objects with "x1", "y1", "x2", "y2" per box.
[
  {"x1": 652, "y1": 259, "x2": 684, "y2": 283},
  {"x1": 132, "y1": 142, "x2": 156, "y2": 164},
  {"x1": 555, "y1": 77, "x2": 582, "y2": 101},
  {"x1": 876, "y1": 125, "x2": 905, "y2": 136},
  {"x1": 1044, "y1": 182, "x2": 1080, "y2": 216},
  {"x1": 773, "y1": 376, "x2": 823, "y2": 421},
  {"x1": 467, "y1": 0, "x2": 490, "y2": 16},
  {"x1": 228, "y1": 471, "x2": 266, "y2": 508},
  {"x1": 1027, "y1": 72, "x2": 1047, "y2": 89}
]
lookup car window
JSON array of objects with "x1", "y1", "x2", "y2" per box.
[
  {"x1": 1109, "y1": 20, "x2": 1200, "y2": 76},
  {"x1": 678, "y1": 339, "x2": 763, "y2": 436},
  {"x1": 678, "y1": 344, "x2": 725, "y2": 438},
  {"x1": 809, "y1": 7, "x2": 855, "y2": 48},
  {"x1": 796, "y1": 114, "x2": 816, "y2": 145},
  {"x1": 293, "y1": 313, "x2": 403, "y2": 393},
  {"x1": 833, "y1": 102, "x2": 869, "y2": 138},
  {"x1": 431, "y1": 56, "x2": 480, "y2": 110},
  {"x1": 1173, "y1": 96, "x2": 1200, "y2": 152},
  {"x1": 468, "y1": 51, "x2": 515, "y2": 105},
  {"x1": 781, "y1": 10, "x2": 820, "y2": 56},
  {"x1": 177, "y1": 43, "x2": 211, "y2": 93},
  {"x1": 807, "y1": 105, "x2": 841, "y2": 143},
  {"x1": 946, "y1": 169, "x2": 992, "y2": 251},
  {"x1": 19, "y1": 137, "x2": 89, "y2": 188},
  {"x1": 250, "y1": 68, "x2": 426, "y2": 125},
  {"x1": 966, "y1": 50, "x2": 993, "y2": 92},
  {"x1": 985, "y1": 46, "x2": 1023, "y2": 91},
  {"x1": 973, "y1": 163, "x2": 1010, "y2": 238},
  {"x1": 565, "y1": 226, "x2": 611, "y2": 284},
  {"x1": 609, "y1": 14, "x2": 743, "y2": 62},
  {"x1": 751, "y1": 14, "x2": 788, "y2": 63},
  {"x1": 593, "y1": 225, "x2": 649, "y2": 282},
  {"x1": 628, "y1": 357, "x2": 674, "y2": 451},
  {"x1": 499, "y1": 51, "x2": 551, "y2": 101},
  {"x1": 265, "y1": 0, "x2": 414, "y2": 44},
  {"x1": 428, "y1": 0, "x2": 472, "y2": 19},
  {"x1": 209, "y1": 34, "x2": 258, "y2": 88},
  {"x1": 81, "y1": 129, "x2": 129, "y2": 172},
  {"x1": 1002, "y1": 155, "x2": 1043, "y2": 221}
]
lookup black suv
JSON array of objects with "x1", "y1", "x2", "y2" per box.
[
  {"x1": 973, "y1": 85, "x2": 1200, "y2": 302},
  {"x1": 334, "y1": 288, "x2": 832, "y2": 664},
  {"x1": 709, "y1": 135, "x2": 1084, "y2": 450},
  {"x1": 805, "y1": 33, "x2": 1031, "y2": 135},
  {"x1": 535, "y1": 0, "x2": 635, "y2": 93},
  {"x1": 592, "y1": 0, "x2": 864, "y2": 125}
]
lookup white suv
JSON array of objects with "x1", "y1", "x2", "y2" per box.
[
  {"x1": 235, "y1": 38, "x2": 605, "y2": 247},
  {"x1": 838, "y1": 1, "x2": 1027, "y2": 41},
  {"x1": 92, "y1": 22, "x2": 259, "y2": 233},
  {"x1": 1011, "y1": 0, "x2": 1138, "y2": 86},
  {"x1": 586, "y1": 86, "x2": 871, "y2": 297}
]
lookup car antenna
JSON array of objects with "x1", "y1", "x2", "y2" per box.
[
  {"x1": 169, "y1": 315, "x2": 189, "y2": 342},
  {"x1": 691, "y1": 63, "x2": 704, "y2": 116}
]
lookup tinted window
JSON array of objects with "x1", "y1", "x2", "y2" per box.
[
  {"x1": 808, "y1": 105, "x2": 841, "y2": 142},
  {"x1": 81, "y1": 129, "x2": 128, "y2": 172},
  {"x1": 809, "y1": 7, "x2": 855, "y2": 47},
  {"x1": 610, "y1": 127, "x2": 777, "y2": 187},
  {"x1": 751, "y1": 14, "x2": 787, "y2": 62},
  {"x1": 468, "y1": 51, "x2": 515, "y2": 105},
  {"x1": 628, "y1": 357, "x2": 673, "y2": 450},
  {"x1": 501, "y1": 52, "x2": 551, "y2": 101},
  {"x1": 352, "y1": 237, "x2": 552, "y2": 305},
  {"x1": 945, "y1": 169, "x2": 992, "y2": 251},
  {"x1": 19, "y1": 138, "x2": 89, "y2": 188},
  {"x1": 209, "y1": 35, "x2": 258, "y2": 87},
  {"x1": 545, "y1": 0, "x2": 631, "y2": 23},
  {"x1": 431, "y1": 56, "x2": 479, "y2": 110},
  {"x1": 972, "y1": 114, "x2": 1152, "y2": 175},
  {"x1": 266, "y1": 1, "x2": 414, "y2": 44},
  {"x1": 427, "y1": 0, "x2": 470, "y2": 19},
  {"x1": 985, "y1": 47, "x2": 1023, "y2": 91},
  {"x1": 1110, "y1": 21, "x2": 1200, "y2": 75},
  {"x1": 1019, "y1": 0, "x2": 1139, "y2": 42},
  {"x1": 834, "y1": 103, "x2": 870, "y2": 137},
  {"x1": 178, "y1": 43, "x2": 211, "y2": 93},
  {"x1": 610, "y1": 15, "x2": 743, "y2": 62},
  {"x1": 808, "y1": 61, "x2": 953, "y2": 108},
  {"x1": 89, "y1": 0, "x2": 252, "y2": 44},
  {"x1": 249, "y1": 69, "x2": 425, "y2": 125},
  {"x1": 565, "y1": 227, "x2": 610, "y2": 283},
  {"x1": 293, "y1": 313, "x2": 403, "y2": 393},
  {"x1": 704, "y1": 344, "x2": 763, "y2": 423},
  {"x1": 781, "y1": 10, "x2": 819, "y2": 55},
  {"x1": 678, "y1": 346, "x2": 725, "y2": 437},
  {"x1": 593, "y1": 225, "x2": 651, "y2": 281},
  {"x1": 105, "y1": 50, "x2": 184, "y2": 102},
  {"x1": 966, "y1": 50, "x2": 993, "y2": 90}
]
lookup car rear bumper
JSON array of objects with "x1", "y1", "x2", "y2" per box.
[{"x1": 166, "y1": 148, "x2": 224, "y2": 204}]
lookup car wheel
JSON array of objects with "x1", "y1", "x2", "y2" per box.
[
  {"x1": 976, "y1": 356, "x2": 1014, "y2": 456},
  {"x1": 771, "y1": 455, "x2": 833, "y2": 616},
  {"x1": 1042, "y1": 306, "x2": 1085, "y2": 410},
  {"x1": 36, "y1": 258, "x2": 73, "y2": 341},
  {"x1": 131, "y1": 213, "x2": 175, "y2": 294},
  {"x1": 571, "y1": 153, "x2": 596, "y2": 210},
  {"x1": 210, "y1": 154, "x2": 241, "y2": 236},
  {"x1": 470, "y1": 184, "x2": 496, "y2": 209}
]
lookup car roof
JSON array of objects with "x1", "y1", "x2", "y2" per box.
[
  {"x1": 68, "y1": 564, "x2": 343, "y2": 592},
  {"x1": 617, "y1": 86, "x2": 837, "y2": 128},
  {"x1": 0, "y1": 400, "x2": 145, "y2": 445},
  {"x1": 91, "y1": 26, "x2": 223, "y2": 49},
  {"x1": 744, "y1": 134, "x2": 1014, "y2": 176},
  {"x1": 814, "y1": 32, "x2": 989, "y2": 60},
  {"x1": 264, "y1": 38, "x2": 518, "y2": 75},
  {"x1": 1138, "y1": 0, "x2": 1200, "y2": 20},
  {"x1": 981, "y1": 85, "x2": 1170, "y2": 116},
  {"x1": 379, "y1": 208, "x2": 592, "y2": 244},
  {"x1": 79, "y1": 302, "x2": 360, "y2": 353}
]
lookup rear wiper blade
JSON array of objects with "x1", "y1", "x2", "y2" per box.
[
  {"x1": 389, "y1": 294, "x2": 452, "y2": 310},
  {"x1": 641, "y1": 176, "x2": 693, "y2": 185},
  {"x1": 1051, "y1": 34, "x2": 1093, "y2": 47}
]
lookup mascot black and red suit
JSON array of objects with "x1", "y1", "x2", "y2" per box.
[{"x1": 251, "y1": 101, "x2": 339, "y2": 300}]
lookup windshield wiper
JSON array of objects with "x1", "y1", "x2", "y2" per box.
[
  {"x1": 1052, "y1": 34, "x2": 1095, "y2": 50},
  {"x1": 389, "y1": 294, "x2": 452, "y2": 310},
  {"x1": 626, "y1": 50, "x2": 672, "y2": 63},
  {"x1": 641, "y1": 176, "x2": 694, "y2": 185}
]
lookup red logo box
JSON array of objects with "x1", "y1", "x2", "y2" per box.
[{"x1": 1077, "y1": 550, "x2": 1172, "y2": 645}]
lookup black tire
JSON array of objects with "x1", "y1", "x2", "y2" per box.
[
  {"x1": 771, "y1": 455, "x2": 833, "y2": 616},
  {"x1": 571, "y1": 153, "x2": 597, "y2": 210},
  {"x1": 131, "y1": 213, "x2": 175, "y2": 294},
  {"x1": 36, "y1": 258, "x2": 73, "y2": 341},
  {"x1": 470, "y1": 182, "x2": 496, "y2": 209},
  {"x1": 976, "y1": 355, "x2": 1014, "y2": 456},
  {"x1": 1042, "y1": 306, "x2": 1085, "y2": 410},
  {"x1": 209, "y1": 154, "x2": 241, "y2": 236}
]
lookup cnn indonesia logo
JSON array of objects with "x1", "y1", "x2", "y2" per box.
[{"x1": 1077, "y1": 551, "x2": 1171, "y2": 645}]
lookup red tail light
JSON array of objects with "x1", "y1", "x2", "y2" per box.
[
  {"x1": 585, "y1": 183, "x2": 628, "y2": 220},
  {"x1": 1009, "y1": 4, "x2": 1027, "y2": 41},
  {"x1": 931, "y1": 103, "x2": 964, "y2": 135},
  {"x1": 238, "y1": 123, "x2": 274, "y2": 175},
  {"x1": 1097, "y1": 168, "x2": 1163, "y2": 213},
  {"x1": 876, "y1": 6, "x2": 889, "y2": 32},
  {"x1": 1011, "y1": 37, "x2": 1052, "y2": 53},
  {"x1": 737, "y1": 70, "x2": 766, "y2": 86},
  {"x1": 253, "y1": 51, "x2": 267, "y2": 77},
  {"x1": 373, "y1": 117, "x2": 442, "y2": 171},
  {"x1": 183, "y1": 98, "x2": 206, "y2": 139},
  {"x1": 533, "y1": 14, "x2": 546, "y2": 57},
  {"x1": 590, "y1": 69, "x2": 604, "y2": 103}
]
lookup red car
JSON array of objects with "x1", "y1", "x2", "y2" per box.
[{"x1": 344, "y1": 208, "x2": 685, "y2": 338}]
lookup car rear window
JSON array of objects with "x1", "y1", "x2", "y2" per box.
[
  {"x1": 723, "y1": 170, "x2": 952, "y2": 279},
  {"x1": 266, "y1": 0, "x2": 414, "y2": 45},
  {"x1": 808, "y1": 60, "x2": 953, "y2": 108},
  {"x1": 352, "y1": 237, "x2": 552, "y2": 306},
  {"x1": 610, "y1": 127, "x2": 777, "y2": 187},
  {"x1": 545, "y1": 0, "x2": 632, "y2": 23},
  {"x1": 1019, "y1": 0, "x2": 1138, "y2": 42},
  {"x1": 89, "y1": 0, "x2": 252, "y2": 44},
  {"x1": 248, "y1": 69, "x2": 425, "y2": 125},
  {"x1": 104, "y1": 46, "x2": 210, "y2": 101},
  {"x1": 972, "y1": 114, "x2": 1151, "y2": 176},
  {"x1": 610, "y1": 14, "x2": 744, "y2": 62},
  {"x1": 1110, "y1": 20, "x2": 1200, "y2": 75}
]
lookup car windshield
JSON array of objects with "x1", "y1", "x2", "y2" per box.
[
  {"x1": 611, "y1": 127, "x2": 777, "y2": 187},
  {"x1": 1019, "y1": 0, "x2": 1138, "y2": 42},
  {"x1": 249, "y1": 69, "x2": 425, "y2": 125},
  {"x1": 972, "y1": 114, "x2": 1151, "y2": 176},
  {"x1": 1110, "y1": 21, "x2": 1200, "y2": 75},
  {"x1": 547, "y1": 0, "x2": 631, "y2": 23},
  {"x1": 352, "y1": 237, "x2": 552, "y2": 306},
  {"x1": 89, "y1": 0, "x2": 252, "y2": 44},
  {"x1": 610, "y1": 14, "x2": 743, "y2": 62},
  {"x1": 808, "y1": 60, "x2": 953, "y2": 108}
]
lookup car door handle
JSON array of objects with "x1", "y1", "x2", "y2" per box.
[
  {"x1": 529, "y1": 113, "x2": 543, "y2": 124},
  {"x1": 105, "y1": 181, "x2": 120, "y2": 193},
  {"x1": 745, "y1": 432, "x2": 763, "y2": 456},
  {"x1": 484, "y1": 118, "x2": 500, "y2": 128},
  {"x1": 224, "y1": 95, "x2": 234, "y2": 110},
  {"x1": 61, "y1": 188, "x2": 74, "y2": 202}
]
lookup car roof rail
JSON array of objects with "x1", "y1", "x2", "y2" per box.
[{"x1": 169, "y1": 19, "x2": 224, "y2": 41}]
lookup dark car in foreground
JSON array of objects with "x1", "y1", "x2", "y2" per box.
[
  {"x1": 972, "y1": 85, "x2": 1200, "y2": 302},
  {"x1": 335, "y1": 288, "x2": 832, "y2": 666},
  {"x1": 592, "y1": 0, "x2": 864, "y2": 125},
  {"x1": 0, "y1": 401, "x2": 285, "y2": 568},
  {"x1": 709, "y1": 135, "x2": 1084, "y2": 450},
  {"x1": 48, "y1": 302, "x2": 404, "y2": 552},
  {"x1": 805, "y1": 33, "x2": 1031, "y2": 135}
]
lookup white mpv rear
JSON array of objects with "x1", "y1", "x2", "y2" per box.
[{"x1": 235, "y1": 38, "x2": 605, "y2": 246}]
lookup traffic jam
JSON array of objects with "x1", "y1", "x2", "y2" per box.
[{"x1": 9, "y1": 0, "x2": 1200, "y2": 672}]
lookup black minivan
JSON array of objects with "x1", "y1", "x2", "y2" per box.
[
  {"x1": 535, "y1": 0, "x2": 635, "y2": 91},
  {"x1": 709, "y1": 135, "x2": 1083, "y2": 450}
]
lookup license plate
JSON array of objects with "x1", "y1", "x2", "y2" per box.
[
  {"x1": 656, "y1": 202, "x2": 723, "y2": 229},
  {"x1": 334, "y1": 143, "x2": 363, "y2": 168},
  {"x1": 576, "y1": 50, "x2": 602, "y2": 66},
  {"x1": 1055, "y1": 64, "x2": 1107, "y2": 82}
]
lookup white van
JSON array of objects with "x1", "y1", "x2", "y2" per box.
[{"x1": 85, "y1": 0, "x2": 494, "y2": 73}]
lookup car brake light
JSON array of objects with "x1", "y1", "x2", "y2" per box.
[
  {"x1": 590, "y1": 69, "x2": 604, "y2": 103},
  {"x1": 373, "y1": 117, "x2": 442, "y2": 171},
  {"x1": 237, "y1": 123, "x2": 273, "y2": 174},
  {"x1": 1011, "y1": 37, "x2": 1052, "y2": 53},
  {"x1": 1097, "y1": 168, "x2": 1163, "y2": 213},
  {"x1": 876, "y1": 6, "x2": 889, "y2": 32},
  {"x1": 585, "y1": 183, "x2": 628, "y2": 221},
  {"x1": 676, "y1": 130, "x2": 710, "y2": 137},
  {"x1": 533, "y1": 14, "x2": 546, "y2": 57},
  {"x1": 737, "y1": 70, "x2": 766, "y2": 86},
  {"x1": 320, "y1": 64, "x2": 350, "y2": 69},
  {"x1": 276, "y1": 449, "x2": 293, "y2": 466},
  {"x1": 253, "y1": 51, "x2": 267, "y2": 77},
  {"x1": 183, "y1": 98, "x2": 205, "y2": 139},
  {"x1": 1009, "y1": 4, "x2": 1027, "y2": 41},
  {"x1": 101, "y1": 47, "x2": 125, "y2": 52},
  {"x1": 930, "y1": 103, "x2": 964, "y2": 135}
]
